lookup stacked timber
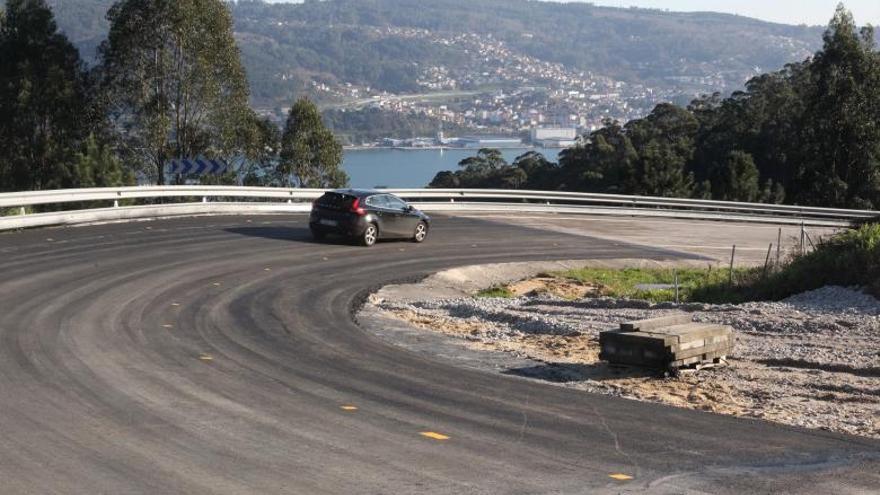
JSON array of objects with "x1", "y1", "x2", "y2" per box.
[{"x1": 599, "y1": 314, "x2": 734, "y2": 370}]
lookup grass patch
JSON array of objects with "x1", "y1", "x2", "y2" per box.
[
  {"x1": 551, "y1": 224, "x2": 880, "y2": 304},
  {"x1": 553, "y1": 266, "x2": 752, "y2": 303},
  {"x1": 472, "y1": 224, "x2": 880, "y2": 305},
  {"x1": 476, "y1": 285, "x2": 516, "y2": 298}
]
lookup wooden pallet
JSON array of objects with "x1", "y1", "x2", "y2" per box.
[{"x1": 599, "y1": 314, "x2": 734, "y2": 370}]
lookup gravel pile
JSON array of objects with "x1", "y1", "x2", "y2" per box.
[
  {"x1": 374, "y1": 285, "x2": 880, "y2": 439},
  {"x1": 782, "y1": 285, "x2": 880, "y2": 314}
]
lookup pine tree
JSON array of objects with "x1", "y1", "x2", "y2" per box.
[
  {"x1": 278, "y1": 98, "x2": 347, "y2": 188},
  {"x1": 796, "y1": 4, "x2": 880, "y2": 208},
  {"x1": 74, "y1": 134, "x2": 134, "y2": 188},
  {"x1": 0, "y1": 0, "x2": 91, "y2": 192}
]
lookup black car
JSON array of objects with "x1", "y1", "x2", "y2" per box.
[{"x1": 309, "y1": 189, "x2": 430, "y2": 246}]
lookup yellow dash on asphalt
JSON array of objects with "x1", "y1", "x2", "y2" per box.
[
  {"x1": 420, "y1": 431, "x2": 450, "y2": 441},
  {"x1": 264, "y1": 268, "x2": 272, "y2": 272},
  {"x1": 162, "y1": 324, "x2": 174, "y2": 329},
  {"x1": 340, "y1": 405, "x2": 358, "y2": 411},
  {"x1": 199, "y1": 355, "x2": 214, "y2": 361},
  {"x1": 171, "y1": 303, "x2": 181, "y2": 307},
  {"x1": 213, "y1": 282, "x2": 222, "y2": 286},
  {"x1": 609, "y1": 474, "x2": 633, "y2": 481}
]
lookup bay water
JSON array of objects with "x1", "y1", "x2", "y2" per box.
[{"x1": 342, "y1": 148, "x2": 563, "y2": 189}]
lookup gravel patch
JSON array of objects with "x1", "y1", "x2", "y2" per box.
[{"x1": 368, "y1": 270, "x2": 880, "y2": 439}]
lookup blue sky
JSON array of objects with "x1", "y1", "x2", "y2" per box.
[{"x1": 264, "y1": 1, "x2": 880, "y2": 27}]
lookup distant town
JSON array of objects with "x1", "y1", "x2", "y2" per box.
[{"x1": 256, "y1": 27, "x2": 779, "y2": 148}]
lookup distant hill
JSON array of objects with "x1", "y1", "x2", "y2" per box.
[{"x1": 35, "y1": 0, "x2": 825, "y2": 109}]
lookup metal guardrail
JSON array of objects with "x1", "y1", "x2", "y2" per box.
[{"x1": 1, "y1": 186, "x2": 877, "y2": 230}]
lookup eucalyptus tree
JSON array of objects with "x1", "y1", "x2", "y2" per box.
[{"x1": 99, "y1": 0, "x2": 252, "y2": 184}]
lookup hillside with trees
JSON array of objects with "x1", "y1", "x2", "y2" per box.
[
  {"x1": 33, "y1": 0, "x2": 823, "y2": 109},
  {"x1": 431, "y1": 6, "x2": 880, "y2": 210}
]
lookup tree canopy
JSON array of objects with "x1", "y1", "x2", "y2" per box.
[
  {"x1": 0, "y1": 0, "x2": 93, "y2": 192},
  {"x1": 98, "y1": 0, "x2": 252, "y2": 184},
  {"x1": 279, "y1": 98, "x2": 348, "y2": 188}
]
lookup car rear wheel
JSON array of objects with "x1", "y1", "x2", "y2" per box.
[
  {"x1": 413, "y1": 222, "x2": 428, "y2": 243},
  {"x1": 360, "y1": 223, "x2": 378, "y2": 247}
]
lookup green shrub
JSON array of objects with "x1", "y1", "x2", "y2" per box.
[
  {"x1": 1, "y1": 206, "x2": 32, "y2": 217},
  {"x1": 738, "y1": 223, "x2": 880, "y2": 299},
  {"x1": 476, "y1": 286, "x2": 515, "y2": 298}
]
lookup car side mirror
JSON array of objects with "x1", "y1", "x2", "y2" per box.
[{"x1": 404, "y1": 205, "x2": 414, "y2": 212}]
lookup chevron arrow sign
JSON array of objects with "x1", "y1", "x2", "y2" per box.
[{"x1": 165, "y1": 158, "x2": 229, "y2": 175}]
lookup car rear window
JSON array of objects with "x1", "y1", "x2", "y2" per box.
[{"x1": 315, "y1": 192, "x2": 356, "y2": 211}]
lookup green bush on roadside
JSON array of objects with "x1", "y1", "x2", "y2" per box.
[
  {"x1": 1, "y1": 207, "x2": 33, "y2": 217},
  {"x1": 476, "y1": 286, "x2": 516, "y2": 298},
  {"x1": 724, "y1": 223, "x2": 880, "y2": 300}
]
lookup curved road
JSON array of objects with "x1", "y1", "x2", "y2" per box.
[{"x1": 0, "y1": 214, "x2": 877, "y2": 494}]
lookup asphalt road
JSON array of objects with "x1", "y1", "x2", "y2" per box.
[{"x1": 0, "y1": 214, "x2": 877, "y2": 494}]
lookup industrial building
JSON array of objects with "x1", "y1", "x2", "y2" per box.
[
  {"x1": 530, "y1": 127, "x2": 578, "y2": 147},
  {"x1": 455, "y1": 136, "x2": 524, "y2": 148}
]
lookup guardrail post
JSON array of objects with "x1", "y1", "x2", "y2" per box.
[
  {"x1": 20, "y1": 207, "x2": 26, "y2": 216},
  {"x1": 202, "y1": 196, "x2": 208, "y2": 203},
  {"x1": 113, "y1": 200, "x2": 119, "y2": 208}
]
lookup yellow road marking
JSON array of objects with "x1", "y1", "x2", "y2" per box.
[
  {"x1": 162, "y1": 324, "x2": 174, "y2": 329},
  {"x1": 212, "y1": 282, "x2": 222, "y2": 286},
  {"x1": 199, "y1": 354, "x2": 214, "y2": 361},
  {"x1": 340, "y1": 405, "x2": 358, "y2": 411},
  {"x1": 420, "y1": 431, "x2": 450, "y2": 441},
  {"x1": 171, "y1": 302, "x2": 181, "y2": 307},
  {"x1": 264, "y1": 268, "x2": 271, "y2": 272},
  {"x1": 609, "y1": 474, "x2": 633, "y2": 481}
]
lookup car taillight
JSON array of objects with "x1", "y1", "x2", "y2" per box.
[{"x1": 350, "y1": 198, "x2": 366, "y2": 216}]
